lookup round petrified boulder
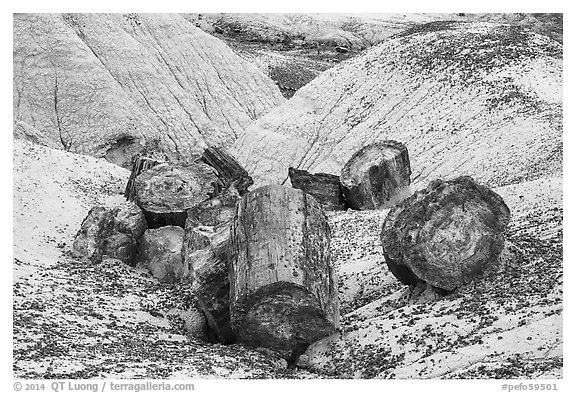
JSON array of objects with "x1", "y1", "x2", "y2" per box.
[
  {"x1": 381, "y1": 176, "x2": 510, "y2": 291},
  {"x1": 138, "y1": 226, "x2": 186, "y2": 284},
  {"x1": 340, "y1": 140, "x2": 411, "y2": 210},
  {"x1": 133, "y1": 163, "x2": 222, "y2": 229}
]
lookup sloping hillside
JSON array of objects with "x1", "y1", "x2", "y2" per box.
[
  {"x1": 232, "y1": 22, "x2": 562, "y2": 189},
  {"x1": 186, "y1": 14, "x2": 561, "y2": 98},
  {"x1": 13, "y1": 13, "x2": 285, "y2": 167},
  {"x1": 187, "y1": 13, "x2": 443, "y2": 50}
]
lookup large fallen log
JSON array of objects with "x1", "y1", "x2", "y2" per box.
[
  {"x1": 133, "y1": 162, "x2": 222, "y2": 228},
  {"x1": 340, "y1": 140, "x2": 411, "y2": 210},
  {"x1": 229, "y1": 185, "x2": 339, "y2": 361},
  {"x1": 381, "y1": 176, "x2": 511, "y2": 291},
  {"x1": 288, "y1": 167, "x2": 347, "y2": 211},
  {"x1": 199, "y1": 146, "x2": 253, "y2": 195}
]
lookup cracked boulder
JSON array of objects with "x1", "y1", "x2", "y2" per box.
[
  {"x1": 181, "y1": 185, "x2": 240, "y2": 344},
  {"x1": 381, "y1": 176, "x2": 511, "y2": 291},
  {"x1": 73, "y1": 202, "x2": 147, "y2": 265},
  {"x1": 137, "y1": 226, "x2": 186, "y2": 284},
  {"x1": 133, "y1": 162, "x2": 222, "y2": 229}
]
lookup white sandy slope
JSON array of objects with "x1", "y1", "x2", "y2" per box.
[{"x1": 187, "y1": 13, "x2": 445, "y2": 49}]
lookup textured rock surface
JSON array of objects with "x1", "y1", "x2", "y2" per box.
[
  {"x1": 200, "y1": 147, "x2": 253, "y2": 195},
  {"x1": 288, "y1": 167, "x2": 347, "y2": 211},
  {"x1": 138, "y1": 226, "x2": 186, "y2": 284},
  {"x1": 229, "y1": 185, "x2": 339, "y2": 360},
  {"x1": 13, "y1": 13, "x2": 285, "y2": 167},
  {"x1": 381, "y1": 176, "x2": 511, "y2": 291},
  {"x1": 181, "y1": 184, "x2": 240, "y2": 344},
  {"x1": 186, "y1": 227, "x2": 234, "y2": 344},
  {"x1": 133, "y1": 162, "x2": 221, "y2": 228},
  {"x1": 124, "y1": 156, "x2": 162, "y2": 201},
  {"x1": 183, "y1": 185, "x2": 239, "y2": 254},
  {"x1": 233, "y1": 22, "x2": 562, "y2": 189},
  {"x1": 340, "y1": 141, "x2": 411, "y2": 210},
  {"x1": 299, "y1": 175, "x2": 562, "y2": 378},
  {"x1": 73, "y1": 202, "x2": 147, "y2": 265}
]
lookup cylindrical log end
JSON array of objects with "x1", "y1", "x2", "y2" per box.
[{"x1": 233, "y1": 282, "x2": 337, "y2": 361}]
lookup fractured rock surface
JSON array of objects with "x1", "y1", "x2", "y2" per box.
[
  {"x1": 288, "y1": 167, "x2": 347, "y2": 211},
  {"x1": 73, "y1": 202, "x2": 147, "y2": 265},
  {"x1": 133, "y1": 162, "x2": 221, "y2": 229},
  {"x1": 138, "y1": 226, "x2": 186, "y2": 284}
]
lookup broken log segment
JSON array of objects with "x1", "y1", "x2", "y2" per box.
[
  {"x1": 340, "y1": 140, "x2": 411, "y2": 210},
  {"x1": 184, "y1": 226, "x2": 235, "y2": 344},
  {"x1": 381, "y1": 176, "x2": 511, "y2": 291},
  {"x1": 288, "y1": 167, "x2": 347, "y2": 211},
  {"x1": 133, "y1": 162, "x2": 222, "y2": 229},
  {"x1": 181, "y1": 183, "x2": 241, "y2": 344},
  {"x1": 229, "y1": 185, "x2": 339, "y2": 361},
  {"x1": 199, "y1": 146, "x2": 253, "y2": 195},
  {"x1": 124, "y1": 156, "x2": 162, "y2": 201}
]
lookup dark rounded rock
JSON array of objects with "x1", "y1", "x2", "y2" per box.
[
  {"x1": 381, "y1": 176, "x2": 510, "y2": 291},
  {"x1": 100, "y1": 232, "x2": 138, "y2": 266}
]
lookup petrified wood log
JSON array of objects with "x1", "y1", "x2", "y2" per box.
[
  {"x1": 185, "y1": 225, "x2": 235, "y2": 344},
  {"x1": 288, "y1": 167, "x2": 347, "y2": 211},
  {"x1": 181, "y1": 185, "x2": 240, "y2": 344},
  {"x1": 124, "y1": 156, "x2": 162, "y2": 201},
  {"x1": 200, "y1": 146, "x2": 253, "y2": 195},
  {"x1": 229, "y1": 185, "x2": 339, "y2": 360},
  {"x1": 340, "y1": 140, "x2": 411, "y2": 210},
  {"x1": 138, "y1": 226, "x2": 186, "y2": 284},
  {"x1": 133, "y1": 162, "x2": 222, "y2": 229},
  {"x1": 380, "y1": 176, "x2": 511, "y2": 291}
]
